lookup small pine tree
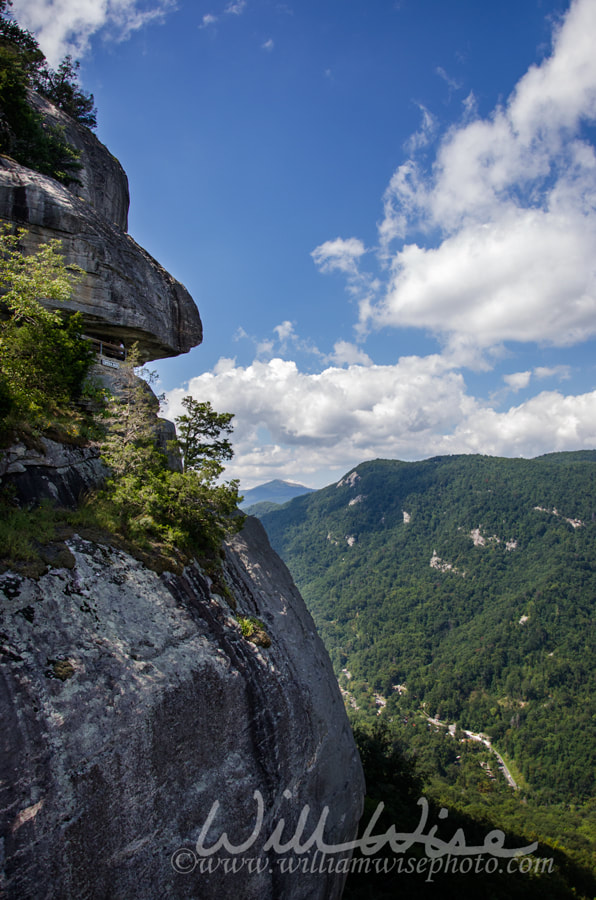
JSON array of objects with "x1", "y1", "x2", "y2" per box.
[
  {"x1": 173, "y1": 396, "x2": 235, "y2": 472},
  {"x1": 35, "y1": 56, "x2": 97, "y2": 128}
]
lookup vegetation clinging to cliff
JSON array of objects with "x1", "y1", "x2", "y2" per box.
[
  {"x1": 98, "y1": 354, "x2": 244, "y2": 562},
  {"x1": 0, "y1": 224, "x2": 94, "y2": 437},
  {"x1": 0, "y1": 230, "x2": 243, "y2": 572},
  {"x1": 0, "y1": 0, "x2": 96, "y2": 182},
  {"x1": 173, "y1": 395, "x2": 234, "y2": 471}
]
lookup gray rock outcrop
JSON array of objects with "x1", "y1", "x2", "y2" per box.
[
  {"x1": 0, "y1": 96, "x2": 202, "y2": 362},
  {"x1": 0, "y1": 437, "x2": 106, "y2": 507},
  {"x1": 0, "y1": 85, "x2": 365, "y2": 900},
  {"x1": 0, "y1": 518, "x2": 364, "y2": 899},
  {"x1": 29, "y1": 93, "x2": 130, "y2": 231}
]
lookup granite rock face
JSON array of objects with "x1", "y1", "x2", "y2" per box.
[
  {"x1": 0, "y1": 518, "x2": 364, "y2": 899},
  {"x1": 0, "y1": 437, "x2": 106, "y2": 507},
  {"x1": 0, "y1": 97, "x2": 202, "y2": 362},
  {"x1": 29, "y1": 93, "x2": 130, "y2": 231},
  {"x1": 0, "y1": 91, "x2": 364, "y2": 900}
]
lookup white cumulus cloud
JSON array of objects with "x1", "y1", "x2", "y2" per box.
[
  {"x1": 361, "y1": 0, "x2": 596, "y2": 353},
  {"x1": 273, "y1": 321, "x2": 295, "y2": 342},
  {"x1": 328, "y1": 341, "x2": 373, "y2": 367},
  {"x1": 377, "y1": 207, "x2": 596, "y2": 348},
  {"x1": 163, "y1": 357, "x2": 596, "y2": 488},
  {"x1": 503, "y1": 371, "x2": 532, "y2": 392},
  {"x1": 311, "y1": 237, "x2": 367, "y2": 276},
  {"x1": 12, "y1": 0, "x2": 176, "y2": 64},
  {"x1": 534, "y1": 365, "x2": 571, "y2": 381},
  {"x1": 448, "y1": 390, "x2": 596, "y2": 458},
  {"x1": 163, "y1": 354, "x2": 468, "y2": 485}
]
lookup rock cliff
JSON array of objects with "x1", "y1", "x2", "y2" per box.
[
  {"x1": 0, "y1": 87, "x2": 365, "y2": 900},
  {"x1": 0, "y1": 518, "x2": 364, "y2": 899},
  {"x1": 0, "y1": 95, "x2": 202, "y2": 361}
]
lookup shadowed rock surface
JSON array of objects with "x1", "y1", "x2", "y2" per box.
[
  {"x1": 0, "y1": 437, "x2": 106, "y2": 508},
  {"x1": 0, "y1": 96, "x2": 202, "y2": 362},
  {"x1": 0, "y1": 517, "x2": 364, "y2": 899}
]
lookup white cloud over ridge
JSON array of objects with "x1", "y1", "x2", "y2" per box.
[
  {"x1": 164, "y1": 354, "x2": 473, "y2": 485},
  {"x1": 163, "y1": 359, "x2": 596, "y2": 488},
  {"x1": 12, "y1": 0, "x2": 176, "y2": 65}
]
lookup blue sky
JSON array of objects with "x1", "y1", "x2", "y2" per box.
[{"x1": 13, "y1": 0, "x2": 596, "y2": 489}]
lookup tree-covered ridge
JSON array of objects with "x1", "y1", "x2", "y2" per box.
[{"x1": 260, "y1": 453, "x2": 596, "y2": 809}]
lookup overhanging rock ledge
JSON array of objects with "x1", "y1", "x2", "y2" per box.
[{"x1": 0, "y1": 94, "x2": 202, "y2": 362}]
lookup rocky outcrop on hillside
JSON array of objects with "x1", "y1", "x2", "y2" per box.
[
  {"x1": 0, "y1": 517, "x2": 364, "y2": 899},
  {"x1": 0, "y1": 96, "x2": 202, "y2": 361}
]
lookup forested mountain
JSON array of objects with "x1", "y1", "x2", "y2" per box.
[{"x1": 260, "y1": 452, "x2": 596, "y2": 891}]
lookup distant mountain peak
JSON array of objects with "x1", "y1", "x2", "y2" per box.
[{"x1": 240, "y1": 479, "x2": 315, "y2": 511}]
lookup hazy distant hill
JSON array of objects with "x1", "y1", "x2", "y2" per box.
[
  {"x1": 260, "y1": 452, "x2": 596, "y2": 809},
  {"x1": 240, "y1": 479, "x2": 314, "y2": 514}
]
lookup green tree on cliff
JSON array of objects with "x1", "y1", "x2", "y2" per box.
[
  {"x1": 173, "y1": 396, "x2": 234, "y2": 471},
  {"x1": 0, "y1": 224, "x2": 93, "y2": 435},
  {"x1": 35, "y1": 55, "x2": 96, "y2": 127},
  {"x1": 98, "y1": 361, "x2": 243, "y2": 561}
]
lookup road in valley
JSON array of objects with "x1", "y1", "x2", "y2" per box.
[{"x1": 426, "y1": 715, "x2": 519, "y2": 789}]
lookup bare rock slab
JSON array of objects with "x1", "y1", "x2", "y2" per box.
[{"x1": 0, "y1": 517, "x2": 364, "y2": 899}]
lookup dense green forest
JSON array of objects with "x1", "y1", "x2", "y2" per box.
[{"x1": 260, "y1": 453, "x2": 596, "y2": 894}]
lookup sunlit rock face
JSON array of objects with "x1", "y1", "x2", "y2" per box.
[
  {"x1": 0, "y1": 96, "x2": 202, "y2": 362},
  {"x1": 0, "y1": 518, "x2": 364, "y2": 899}
]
